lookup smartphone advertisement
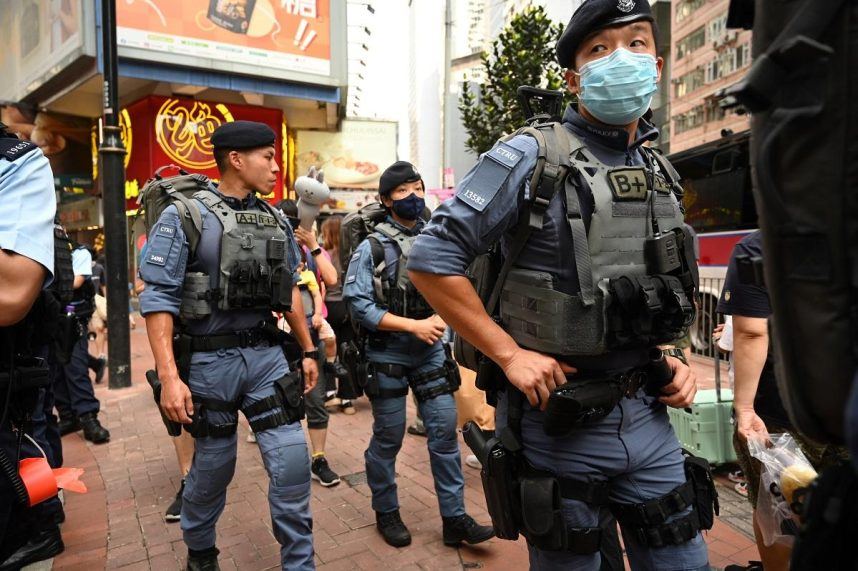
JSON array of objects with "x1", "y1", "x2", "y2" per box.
[{"x1": 116, "y1": 0, "x2": 336, "y2": 81}]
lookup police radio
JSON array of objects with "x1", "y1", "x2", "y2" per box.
[{"x1": 644, "y1": 187, "x2": 681, "y2": 275}]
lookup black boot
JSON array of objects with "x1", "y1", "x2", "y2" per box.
[
  {"x1": 376, "y1": 509, "x2": 411, "y2": 548},
  {"x1": 186, "y1": 546, "x2": 220, "y2": 571},
  {"x1": 0, "y1": 526, "x2": 64, "y2": 570},
  {"x1": 79, "y1": 412, "x2": 110, "y2": 444},
  {"x1": 442, "y1": 513, "x2": 495, "y2": 546},
  {"x1": 58, "y1": 415, "x2": 80, "y2": 436}
]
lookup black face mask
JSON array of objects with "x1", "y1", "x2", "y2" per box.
[{"x1": 390, "y1": 193, "x2": 425, "y2": 221}]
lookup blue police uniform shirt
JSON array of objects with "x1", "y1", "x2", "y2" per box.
[
  {"x1": 0, "y1": 145, "x2": 57, "y2": 284},
  {"x1": 343, "y1": 216, "x2": 426, "y2": 332},
  {"x1": 138, "y1": 184, "x2": 301, "y2": 336},
  {"x1": 408, "y1": 105, "x2": 659, "y2": 295},
  {"x1": 71, "y1": 247, "x2": 93, "y2": 277}
]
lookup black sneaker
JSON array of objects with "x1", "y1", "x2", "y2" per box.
[
  {"x1": 442, "y1": 513, "x2": 495, "y2": 546},
  {"x1": 93, "y1": 357, "x2": 107, "y2": 384},
  {"x1": 79, "y1": 412, "x2": 110, "y2": 444},
  {"x1": 311, "y1": 456, "x2": 341, "y2": 487},
  {"x1": 0, "y1": 526, "x2": 64, "y2": 570},
  {"x1": 376, "y1": 509, "x2": 411, "y2": 548},
  {"x1": 186, "y1": 547, "x2": 220, "y2": 571},
  {"x1": 166, "y1": 479, "x2": 185, "y2": 522}
]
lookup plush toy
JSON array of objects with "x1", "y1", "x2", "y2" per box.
[{"x1": 294, "y1": 166, "x2": 330, "y2": 230}]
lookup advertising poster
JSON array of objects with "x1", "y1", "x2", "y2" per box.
[
  {"x1": 296, "y1": 120, "x2": 397, "y2": 190},
  {"x1": 117, "y1": 0, "x2": 332, "y2": 78},
  {"x1": 0, "y1": 0, "x2": 89, "y2": 101},
  {"x1": 117, "y1": 95, "x2": 285, "y2": 211},
  {"x1": 1, "y1": 104, "x2": 93, "y2": 189}
]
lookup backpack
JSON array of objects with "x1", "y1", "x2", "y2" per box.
[{"x1": 133, "y1": 165, "x2": 210, "y2": 256}]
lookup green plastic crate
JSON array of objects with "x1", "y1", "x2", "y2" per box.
[{"x1": 667, "y1": 389, "x2": 737, "y2": 466}]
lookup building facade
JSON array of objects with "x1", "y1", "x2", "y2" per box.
[{"x1": 669, "y1": 0, "x2": 751, "y2": 153}]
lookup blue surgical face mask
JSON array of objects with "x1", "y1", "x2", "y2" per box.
[
  {"x1": 391, "y1": 192, "x2": 425, "y2": 221},
  {"x1": 577, "y1": 48, "x2": 659, "y2": 126}
]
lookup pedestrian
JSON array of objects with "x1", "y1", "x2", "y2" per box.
[
  {"x1": 53, "y1": 241, "x2": 110, "y2": 443},
  {"x1": 343, "y1": 160, "x2": 495, "y2": 548},
  {"x1": 0, "y1": 120, "x2": 65, "y2": 568},
  {"x1": 408, "y1": 1, "x2": 711, "y2": 569},
  {"x1": 139, "y1": 121, "x2": 319, "y2": 570},
  {"x1": 716, "y1": 230, "x2": 848, "y2": 571}
]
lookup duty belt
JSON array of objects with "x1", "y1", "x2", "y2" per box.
[
  {"x1": 0, "y1": 359, "x2": 50, "y2": 393},
  {"x1": 187, "y1": 327, "x2": 280, "y2": 352}
]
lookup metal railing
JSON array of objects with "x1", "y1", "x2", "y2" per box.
[{"x1": 690, "y1": 276, "x2": 727, "y2": 359}]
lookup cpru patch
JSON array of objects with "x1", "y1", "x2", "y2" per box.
[
  {"x1": 456, "y1": 142, "x2": 522, "y2": 212},
  {"x1": 0, "y1": 137, "x2": 37, "y2": 162},
  {"x1": 607, "y1": 167, "x2": 649, "y2": 201}
]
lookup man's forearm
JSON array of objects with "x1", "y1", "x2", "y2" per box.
[
  {"x1": 285, "y1": 286, "x2": 315, "y2": 351},
  {"x1": 409, "y1": 271, "x2": 519, "y2": 366},
  {"x1": 732, "y1": 317, "x2": 769, "y2": 410},
  {"x1": 145, "y1": 312, "x2": 179, "y2": 383},
  {"x1": 377, "y1": 312, "x2": 415, "y2": 334}
]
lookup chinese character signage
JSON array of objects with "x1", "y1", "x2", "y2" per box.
[
  {"x1": 116, "y1": 0, "x2": 336, "y2": 80},
  {"x1": 119, "y1": 95, "x2": 285, "y2": 211}
]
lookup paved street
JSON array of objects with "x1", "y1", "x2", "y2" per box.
[{"x1": 43, "y1": 323, "x2": 759, "y2": 570}]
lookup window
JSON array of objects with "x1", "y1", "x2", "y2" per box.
[
  {"x1": 708, "y1": 13, "x2": 728, "y2": 44},
  {"x1": 705, "y1": 99, "x2": 725, "y2": 123},
  {"x1": 674, "y1": 105, "x2": 705, "y2": 134},
  {"x1": 675, "y1": 67, "x2": 705, "y2": 98},
  {"x1": 739, "y1": 43, "x2": 751, "y2": 68},
  {"x1": 676, "y1": 0, "x2": 706, "y2": 23},
  {"x1": 676, "y1": 27, "x2": 706, "y2": 60}
]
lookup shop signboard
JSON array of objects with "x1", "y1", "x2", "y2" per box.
[
  {"x1": 117, "y1": 95, "x2": 286, "y2": 212},
  {"x1": 296, "y1": 120, "x2": 397, "y2": 190},
  {"x1": 116, "y1": 0, "x2": 345, "y2": 86},
  {"x1": 59, "y1": 196, "x2": 102, "y2": 231},
  {"x1": 0, "y1": 0, "x2": 95, "y2": 101}
]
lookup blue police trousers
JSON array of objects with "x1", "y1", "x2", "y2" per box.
[
  {"x1": 181, "y1": 344, "x2": 313, "y2": 570},
  {"x1": 53, "y1": 333, "x2": 99, "y2": 418},
  {"x1": 496, "y1": 389, "x2": 710, "y2": 571},
  {"x1": 364, "y1": 343, "x2": 465, "y2": 518}
]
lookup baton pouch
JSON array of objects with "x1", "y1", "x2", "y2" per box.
[
  {"x1": 684, "y1": 453, "x2": 718, "y2": 530},
  {"x1": 520, "y1": 474, "x2": 566, "y2": 550},
  {"x1": 275, "y1": 369, "x2": 306, "y2": 424}
]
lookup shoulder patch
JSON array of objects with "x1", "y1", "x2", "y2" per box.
[
  {"x1": 156, "y1": 224, "x2": 176, "y2": 237},
  {"x1": 0, "y1": 138, "x2": 37, "y2": 162},
  {"x1": 147, "y1": 252, "x2": 167, "y2": 266},
  {"x1": 486, "y1": 142, "x2": 524, "y2": 169},
  {"x1": 456, "y1": 143, "x2": 522, "y2": 212}
]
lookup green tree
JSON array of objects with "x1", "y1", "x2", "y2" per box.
[{"x1": 458, "y1": 6, "x2": 566, "y2": 155}]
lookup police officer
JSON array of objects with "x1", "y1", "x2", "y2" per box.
[
  {"x1": 342, "y1": 161, "x2": 494, "y2": 548},
  {"x1": 0, "y1": 122, "x2": 64, "y2": 567},
  {"x1": 409, "y1": 2, "x2": 710, "y2": 569},
  {"x1": 53, "y1": 242, "x2": 110, "y2": 443},
  {"x1": 139, "y1": 121, "x2": 318, "y2": 570}
]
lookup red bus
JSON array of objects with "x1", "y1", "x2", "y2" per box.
[{"x1": 668, "y1": 130, "x2": 756, "y2": 352}]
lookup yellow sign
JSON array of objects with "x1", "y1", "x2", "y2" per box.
[{"x1": 155, "y1": 99, "x2": 234, "y2": 170}]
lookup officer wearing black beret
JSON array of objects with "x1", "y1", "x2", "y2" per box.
[
  {"x1": 410, "y1": 0, "x2": 710, "y2": 569},
  {"x1": 378, "y1": 161, "x2": 423, "y2": 198},
  {"x1": 139, "y1": 118, "x2": 320, "y2": 569}
]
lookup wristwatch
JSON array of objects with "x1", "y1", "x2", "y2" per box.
[
  {"x1": 310, "y1": 247, "x2": 322, "y2": 257},
  {"x1": 663, "y1": 347, "x2": 688, "y2": 366},
  {"x1": 303, "y1": 349, "x2": 320, "y2": 360}
]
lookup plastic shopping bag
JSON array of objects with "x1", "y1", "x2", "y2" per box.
[{"x1": 748, "y1": 433, "x2": 818, "y2": 547}]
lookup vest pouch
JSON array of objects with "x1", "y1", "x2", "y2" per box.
[
  {"x1": 543, "y1": 378, "x2": 624, "y2": 436},
  {"x1": 520, "y1": 474, "x2": 566, "y2": 550},
  {"x1": 683, "y1": 453, "x2": 718, "y2": 530},
  {"x1": 275, "y1": 369, "x2": 306, "y2": 424},
  {"x1": 180, "y1": 272, "x2": 213, "y2": 320},
  {"x1": 269, "y1": 264, "x2": 293, "y2": 312},
  {"x1": 266, "y1": 238, "x2": 286, "y2": 262},
  {"x1": 500, "y1": 269, "x2": 608, "y2": 355},
  {"x1": 227, "y1": 261, "x2": 271, "y2": 309}
]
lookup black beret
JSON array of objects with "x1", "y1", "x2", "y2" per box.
[
  {"x1": 379, "y1": 161, "x2": 422, "y2": 197},
  {"x1": 211, "y1": 120, "x2": 276, "y2": 150},
  {"x1": 556, "y1": 0, "x2": 654, "y2": 67}
]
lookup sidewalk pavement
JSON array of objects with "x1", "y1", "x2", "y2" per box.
[{"x1": 44, "y1": 324, "x2": 759, "y2": 570}]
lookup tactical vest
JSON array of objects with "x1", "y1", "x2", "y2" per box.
[
  {"x1": 52, "y1": 225, "x2": 75, "y2": 307},
  {"x1": 497, "y1": 123, "x2": 696, "y2": 357},
  {"x1": 368, "y1": 222, "x2": 435, "y2": 320},
  {"x1": 180, "y1": 189, "x2": 293, "y2": 320}
]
